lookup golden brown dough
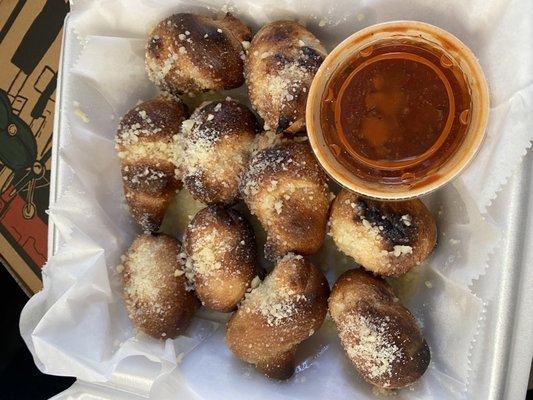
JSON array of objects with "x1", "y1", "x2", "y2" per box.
[
  {"x1": 146, "y1": 13, "x2": 251, "y2": 95},
  {"x1": 183, "y1": 205, "x2": 261, "y2": 312},
  {"x1": 329, "y1": 189, "x2": 437, "y2": 276},
  {"x1": 120, "y1": 234, "x2": 199, "y2": 339},
  {"x1": 226, "y1": 254, "x2": 329, "y2": 379},
  {"x1": 245, "y1": 21, "x2": 326, "y2": 133},
  {"x1": 240, "y1": 138, "x2": 330, "y2": 260},
  {"x1": 116, "y1": 95, "x2": 187, "y2": 232},
  {"x1": 175, "y1": 99, "x2": 259, "y2": 204},
  {"x1": 329, "y1": 269, "x2": 430, "y2": 389}
]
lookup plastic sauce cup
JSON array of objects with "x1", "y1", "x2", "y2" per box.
[{"x1": 306, "y1": 21, "x2": 489, "y2": 200}]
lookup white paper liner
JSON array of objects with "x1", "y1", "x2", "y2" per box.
[
  {"x1": 176, "y1": 269, "x2": 483, "y2": 400},
  {"x1": 19, "y1": 0, "x2": 533, "y2": 398}
]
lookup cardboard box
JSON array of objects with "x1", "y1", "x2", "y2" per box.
[{"x1": 0, "y1": 0, "x2": 69, "y2": 294}]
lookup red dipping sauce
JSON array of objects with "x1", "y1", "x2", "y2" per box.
[{"x1": 320, "y1": 40, "x2": 472, "y2": 185}]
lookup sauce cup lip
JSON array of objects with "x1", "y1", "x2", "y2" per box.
[{"x1": 306, "y1": 20, "x2": 490, "y2": 200}]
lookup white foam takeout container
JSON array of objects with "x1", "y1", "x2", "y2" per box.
[{"x1": 22, "y1": 1, "x2": 533, "y2": 399}]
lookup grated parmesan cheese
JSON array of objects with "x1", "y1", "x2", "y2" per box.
[
  {"x1": 392, "y1": 245, "x2": 413, "y2": 257},
  {"x1": 342, "y1": 314, "x2": 403, "y2": 383},
  {"x1": 242, "y1": 254, "x2": 306, "y2": 326}
]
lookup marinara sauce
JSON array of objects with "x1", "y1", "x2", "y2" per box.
[{"x1": 320, "y1": 40, "x2": 472, "y2": 186}]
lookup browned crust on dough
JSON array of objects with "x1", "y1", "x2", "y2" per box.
[
  {"x1": 116, "y1": 95, "x2": 188, "y2": 232},
  {"x1": 179, "y1": 99, "x2": 259, "y2": 205},
  {"x1": 184, "y1": 205, "x2": 260, "y2": 312},
  {"x1": 122, "y1": 234, "x2": 199, "y2": 338},
  {"x1": 188, "y1": 99, "x2": 260, "y2": 138},
  {"x1": 245, "y1": 21, "x2": 326, "y2": 133},
  {"x1": 146, "y1": 13, "x2": 251, "y2": 94},
  {"x1": 117, "y1": 95, "x2": 188, "y2": 143},
  {"x1": 226, "y1": 254, "x2": 330, "y2": 379},
  {"x1": 329, "y1": 269, "x2": 430, "y2": 388},
  {"x1": 240, "y1": 140, "x2": 330, "y2": 260},
  {"x1": 329, "y1": 189, "x2": 437, "y2": 276}
]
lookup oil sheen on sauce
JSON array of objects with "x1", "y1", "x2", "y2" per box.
[{"x1": 321, "y1": 40, "x2": 472, "y2": 186}]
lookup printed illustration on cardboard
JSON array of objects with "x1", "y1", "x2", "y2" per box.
[{"x1": 0, "y1": 0, "x2": 69, "y2": 291}]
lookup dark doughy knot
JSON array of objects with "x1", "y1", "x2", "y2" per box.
[
  {"x1": 226, "y1": 254, "x2": 330, "y2": 379},
  {"x1": 329, "y1": 189, "x2": 437, "y2": 276},
  {"x1": 116, "y1": 95, "x2": 188, "y2": 232},
  {"x1": 121, "y1": 234, "x2": 199, "y2": 339},
  {"x1": 240, "y1": 139, "x2": 330, "y2": 260},
  {"x1": 245, "y1": 20, "x2": 326, "y2": 133},
  {"x1": 183, "y1": 205, "x2": 261, "y2": 312},
  {"x1": 146, "y1": 13, "x2": 251, "y2": 95},
  {"x1": 176, "y1": 98, "x2": 260, "y2": 205},
  {"x1": 329, "y1": 269, "x2": 430, "y2": 389}
]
